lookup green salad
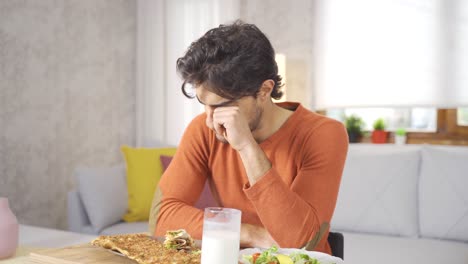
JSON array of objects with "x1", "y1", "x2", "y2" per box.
[{"x1": 242, "y1": 246, "x2": 322, "y2": 264}]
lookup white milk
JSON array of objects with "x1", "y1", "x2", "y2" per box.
[{"x1": 201, "y1": 229, "x2": 240, "y2": 264}]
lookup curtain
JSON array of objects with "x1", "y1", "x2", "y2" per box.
[
  {"x1": 313, "y1": 0, "x2": 468, "y2": 109},
  {"x1": 454, "y1": 0, "x2": 468, "y2": 103},
  {"x1": 136, "y1": 0, "x2": 240, "y2": 146}
]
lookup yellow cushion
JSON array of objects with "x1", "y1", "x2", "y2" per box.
[{"x1": 121, "y1": 145, "x2": 177, "y2": 222}]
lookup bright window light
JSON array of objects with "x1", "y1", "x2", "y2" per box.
[
  {"x1": 458, "y1": 108, "x2": 468, "y2": 126},
  {"x1": 327, "y1": 108, "x2": 437, "y2": 132}
]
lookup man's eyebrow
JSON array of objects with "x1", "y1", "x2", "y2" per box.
[{"x1": 196, "y1": 96, "x2": 235, "y2": 107}]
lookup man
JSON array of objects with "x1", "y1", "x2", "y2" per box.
[{"x1": 149, "y1": 20, "x2": 348, "y2": 255}]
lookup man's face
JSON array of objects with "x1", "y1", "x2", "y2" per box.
[{"x1": 195, "y1": 85, "x2": 263, "y2": 143}]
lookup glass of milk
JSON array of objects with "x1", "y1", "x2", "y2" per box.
[{"x1": 201, "y1": 207, "x2": 242, "y2": 264}]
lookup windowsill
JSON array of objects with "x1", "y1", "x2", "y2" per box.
[{"x1": 356, "y1": 131, "x2": 468, "y2": 146}]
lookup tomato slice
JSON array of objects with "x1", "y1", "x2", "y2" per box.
[{"x1": 252, "y1": 253, "x2": 261, "y2": 263}]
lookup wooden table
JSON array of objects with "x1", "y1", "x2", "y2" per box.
[
  {"x1": 0, "y1": 244, "x2": 137, "y2": 264},
  {"x1": 0, "y1": 225, "x2": 97, "y2": 263},
  {"x1": 0, "y1": 246, "x2": 44, "y2": 263}
]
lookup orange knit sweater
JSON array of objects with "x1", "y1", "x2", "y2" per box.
[{"x1": 154, "y1": 102, "x2": 348, "y2": 254}]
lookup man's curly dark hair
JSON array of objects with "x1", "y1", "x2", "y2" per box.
[{"x1": 176, "y1": 20, "x2": 284, "y2": 100}]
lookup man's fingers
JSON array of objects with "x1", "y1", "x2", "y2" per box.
[
  {"x1": 213, "y1": 119, "x2": 226, "y2": 137},
  {"x1": 211, "y1": 105, "x2": 248, "y2": 145},
  {"x1": 212, "y1": 108, "x2": 239, "y2": 129}
]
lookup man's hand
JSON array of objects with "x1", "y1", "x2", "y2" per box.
[
  {"x1": 212, "y1": 105, "x2": 271, "y2": 185},
  {"x1": 240, "y1": 223, "x2": 278, "y2": 248},
  {"x1": 212, "y1": 106, "x2": 256, "y2": 151}
]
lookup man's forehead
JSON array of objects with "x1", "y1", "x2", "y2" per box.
[{"x1": 195, "y1": 85, "x2": 233, "y2": 106}]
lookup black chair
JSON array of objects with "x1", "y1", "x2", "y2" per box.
[{"x1": 327, "y1": 231, "x2": 344, "y2": 259}]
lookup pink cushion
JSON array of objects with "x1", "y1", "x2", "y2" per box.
[
  {"x1": 159, "y1": 155, "x2": 173, "y2": 171},
  {"x1": 160, "y1": 155, "x2": 216, "y2": 209}
]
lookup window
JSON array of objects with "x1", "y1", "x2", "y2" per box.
[
  {"x1": 457, "y1": 108, "x2": 468, "y2": 126},
  {"x1": 314, "y1": 0, "x2": 441, "y2": 109},
  {"x1": 327, "y1": 108, "x2": 437, "y2": 132},
  {"x1": 315, "y1": 0, "x2": 468, "y2": 136}
]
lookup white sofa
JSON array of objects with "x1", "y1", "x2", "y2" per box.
[
  {"x1": 68, "y1": 144, "x2": 468, "y2": 263},
  {"x1": 334, "y1": 144, "x2": 468, "y2": 263},
  {"x1": 19, "y1": 224, "x2": 96, "y2": 248},
  {"x1": 67, "y1": 164, "x2": 148, "y2": 235}
]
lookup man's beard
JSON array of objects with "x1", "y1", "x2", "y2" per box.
[{"x1": 215, "y1": 106, "x2": 263, "y2": 144}]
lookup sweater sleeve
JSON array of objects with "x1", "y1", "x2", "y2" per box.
[
  {"x1": 243, "y1": 120, "x2": 348, "y2": 249},
  {"x1": 153, "y1": 115, "x2": 211, "y2": 239}
]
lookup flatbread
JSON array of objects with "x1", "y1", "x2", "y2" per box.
[{"x1": 91, "y1": 233, "x2": 200, "y2": 264}]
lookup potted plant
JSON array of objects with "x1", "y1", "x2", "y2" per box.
[
  {"x1": 345, "y1": 115, "x2": 365, "y2": 143},
  {"x1": 371, "y1": 118, "x2": 388, "y2": 144},
  {"x1": 394, "y1": 128, "x2": 407, "y2": 145}
]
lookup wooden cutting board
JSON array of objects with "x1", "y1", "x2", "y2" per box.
[{"x1": 27, "y1": 243, "x2": 137, "y2": 264}]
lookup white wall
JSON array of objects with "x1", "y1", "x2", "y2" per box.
[
  {"x1": 0, "y1": 0, "x2": 136, "y2": 229},
  {"x1": 240, "y1": 0, "x2": 316, "y2": 108}
]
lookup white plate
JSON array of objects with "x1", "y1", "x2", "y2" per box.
[{"x1": 238, "y1": 248, "x2": 344, "y2": 264}]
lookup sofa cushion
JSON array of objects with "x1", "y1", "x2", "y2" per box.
[
  {"x1": 81, "y1": 225, "x2": 96, "y2": 235},
  {"x1": 100, "y1": 221, "x2": 148, "y2": 235},
  {"x1": 76, "y1": 165, "x2": 127, "y2": 233},
  {"x1": 19, "y1": 224, "x2": 97, "y2": 248},
  {"x1": 160, "y1": 155, "x2": 173, "y2": 171},
  {"x1": 342, "y1": 231, "x2": 468, "y2": 264},
  {"x1": 332, "y1": 145, "x2": 421, "y2": 237},
  {"x1": 419, "y1": 145, "x2": 468, "y2": 242},
  {"x1": 121, "y1": 146, "x2": 177, "y2": 222},
  {"x1": 160, "y1": 155, "x2": 217, "y2": 209}
]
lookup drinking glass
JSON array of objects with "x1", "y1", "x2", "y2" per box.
[{"x1": 201, "y1": 207, "x2": 242, "y2": 264}]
